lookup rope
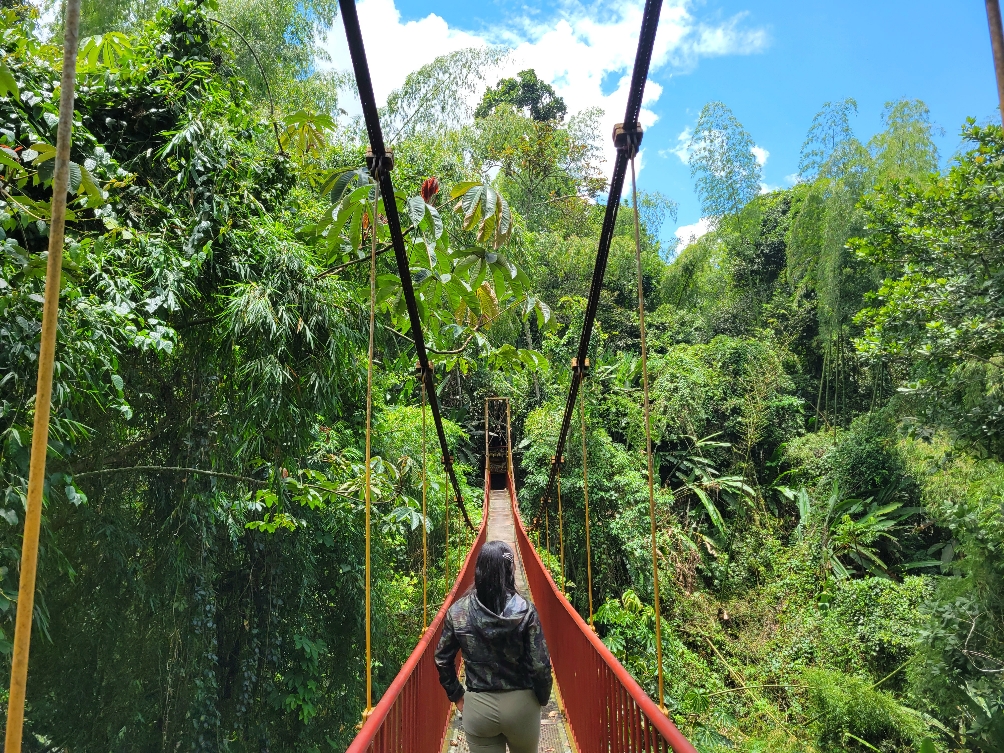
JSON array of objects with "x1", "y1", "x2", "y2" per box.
[
  {"x1": 444, "y1": 457, "x2": 450, "y2": 585},
  {"x1": 557, "y1": 465, "x2": 566, "y2": 594},
  {"x1": 362, "y1": 177, "x2": 380, "y2": 717},
  {"x1": 629, "y1": 153, "x2": 666, "y2": 712},
  {"x1": 544, "y1": 503, "x2": 549, "y2": 552},
  {"x1": 421, "y1": 380, "x2": 428, "y2": 633},
  {"x1": 5, "y1": 1, "x2": 81, "y2": 749},
  {"x1": 579, "y1": 386, "x2": 595, "y2": 629}
]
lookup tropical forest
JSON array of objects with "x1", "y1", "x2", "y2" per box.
[{"x1": 0, "y1": 0, "x2": 1002, "y2": 751}]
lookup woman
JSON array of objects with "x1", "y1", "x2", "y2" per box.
[{"x1": 435, "y1": 540, "x2": 552, "y2": 753}]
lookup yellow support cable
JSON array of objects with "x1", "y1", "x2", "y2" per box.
[
  {"x1": 557, "y1": 465, "x2": 565, "y2": 595},
  {"x1": 629, "y1": 154, "x2": 667, "y2": 712},
  {"x1": 5, "y1": 3, "x2": 81, "y2": 750},
  {"x1": 421, "y1": 380, "x2": 428, "y2": 632},
  {"x1": 444, "y1": 463, "x2": 450, "y2": 586},
  {"x1": 579, "y1": 384, "x2": 595, "y2": 629},
  {"x1": 362, "y1": 177, "x2": 379, "y2": 718}
]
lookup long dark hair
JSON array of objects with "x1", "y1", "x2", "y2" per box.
[{"x1": 474, "y1": 540, "x2": 517, "y2": 615}]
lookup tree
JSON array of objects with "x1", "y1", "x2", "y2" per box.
[
  {"x1": 384, "y1": 48, "x2": 506, "y2": 143},
  {"x1": 854, "y1": 121, "x2": 1004, "y2": 458},
  {"x1": 475, "y1": 69, "x2": 567, "y2": 123},
  {"x1": 687, "y1": 101, "x2": 762, "y2": 221},
  {"x1": 867, "y1": 99, "x2": 941, "y2": 184},
  {"x1": 798, "y1": 97, "x2": 868, "y2": 182}
]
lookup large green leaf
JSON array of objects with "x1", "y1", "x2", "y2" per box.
[{"x1": 0, "y1": 59, "x2": 18, "y2": 101}]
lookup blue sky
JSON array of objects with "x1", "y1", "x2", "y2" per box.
[{"x1": 325, "y1": 1, "x2": 999, "y2": 245}]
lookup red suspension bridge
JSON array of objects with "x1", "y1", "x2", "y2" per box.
[
  {"x1": 347, "y1": 402, "x2": 698, "y2": 753},
  {"x1": 4, "y1": 0, "x2": 699, "y2": 750}
]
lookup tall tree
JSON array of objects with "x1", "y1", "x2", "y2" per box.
[
  {"x1": 475, "y1": 69, "x2": 567, "y2": 123},
  {"x1": 688, "y1": 101, "x2": 761, "y2": 221}
]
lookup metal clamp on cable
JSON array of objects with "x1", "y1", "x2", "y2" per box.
[
  {"x1": 365, "y1": 146, "x2": 395, "y2": 176},
  {"x1": 571, "y1": 357, "x2": 590, "y2": 379},
  {"x1": 414, "y1": 360, "x2": 434, "y2": 381},
  {"x1": 612, "y1": 122, "x2": 644, "y2": 158},
  {"x1": 550, "y1": 455, "x2": 565, "y2": 468},
  {"x1": 441, "y1": 454, "x2": 453, "y2": 469}
]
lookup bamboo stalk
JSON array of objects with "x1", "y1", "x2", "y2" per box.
[{"x1": 5, "y1": 1, "x2": 81, "y2": 749}]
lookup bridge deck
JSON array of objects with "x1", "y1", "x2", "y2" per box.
[{"x1": 444, "y1": 488, "x2": 573, "y2": 753}]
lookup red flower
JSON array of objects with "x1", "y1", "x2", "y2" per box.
[{"x1": 420, "y1": 177, "x2": 439, "y2": 204}]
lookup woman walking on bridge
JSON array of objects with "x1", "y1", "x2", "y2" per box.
[{"x1": 435, "y1": 540, "x2": 552, "y2": 753}]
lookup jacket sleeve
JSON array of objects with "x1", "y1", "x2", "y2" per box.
[
  {"x1": 434, "y1": 610, "x2": 465, "y2": 702},
  {"x1": 525, "y1": 605, "x2": 552, "y2": 706}
]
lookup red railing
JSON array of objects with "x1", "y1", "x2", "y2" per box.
[
  {"x1": 507, "y1": 473, "x2": 698, "y2": 753},
  {"x1": 346, "y1": 475, "x2": 489, "y2": 753}
]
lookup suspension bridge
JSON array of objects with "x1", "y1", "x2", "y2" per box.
[
  {"x1": 339, "y1": 0, "x2": 698, "y2": 748},
  {"x1": 6, "y1": 0, "x2": 700, "y2": 750}
]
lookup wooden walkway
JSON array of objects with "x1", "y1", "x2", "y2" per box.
[{"x1": 444, "y1": 489, "x2": 573, "y2": 753}]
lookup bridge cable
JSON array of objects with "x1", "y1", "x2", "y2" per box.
[
  {"x1": 537, "y1": 0, "x2": 663, "y2": 516},
  {"x1": 4, "y1": 1, "x2": 81, "y2": 749},
  {"x1": 421, "y1": 378, "x2": 428, "y2": 633},
  {"x1": 444, "y1": 455, "x2": 451, "y2": 585},
  {"x1": 578, "y1": 378, "x2": 595, "y2": 628},
  {"x1": 554, "y1": 457, "x2": 566, "y2": 594},
  {"x1": 629, "y1": 145, "x2": 667, "y2": 713},
  {"x1": 338, "y1": 0, "x2": 474, "y2": 533},
  {"x1": 362, "y1": 177, "x2": 379, "y2": 717}
]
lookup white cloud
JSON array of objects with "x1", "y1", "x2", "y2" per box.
[
  {"x1": 660, "y1": 126, "x2": 693, "y2": 164},
  {"x1": 784, "y1": 172, "x2": 802, "y2": 185},
  {"x1": 675, "y1": 216, "x2": 713, "y2": 245},
  {"x1": 324, "y1": 0, "x2": 487, "y2": 107},
  {"x1": 751, "y1": 145, "x2": 769, "y2": 167},
  {"x1": 322, "y1": 0, "x2": 769, "y2": 177}
]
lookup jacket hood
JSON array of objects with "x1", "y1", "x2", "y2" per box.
[{"x1": 469, "y1": 591, "x2": 530, "y2": 638}]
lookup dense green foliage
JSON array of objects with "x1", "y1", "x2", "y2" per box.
[{"x1": 1, "y1": 3, "x2": 1003, "y2": 752}]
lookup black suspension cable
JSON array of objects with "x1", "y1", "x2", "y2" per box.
[
  {"x1": 338, "y1": 0, "x2": 474, "y2": 531},
  {"x1": 538, "y1": 0, "x2": 662, "y2": 514}
]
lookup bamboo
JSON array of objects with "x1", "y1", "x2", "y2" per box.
[{"x1": 5, "y1": 2, "x2": 81, "y2": 749}]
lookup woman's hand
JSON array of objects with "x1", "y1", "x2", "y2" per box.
[{"x1": 456, "y1": 697, "x2": 464, "y2": 712}]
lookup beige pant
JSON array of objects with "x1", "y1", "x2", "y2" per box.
[{"x1": 463, "y1": 689, "x2": 541, "y2": 753}]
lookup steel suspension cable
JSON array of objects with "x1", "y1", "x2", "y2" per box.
[
  {"x1": 630, "y1": 152, "x2": 666, "y2": 712},
  {"x1": 538, "y1": 0, "x2": 663, "y2": 514},
  {"x1": 338, "y1": 0, "x2": 473, "y2": 532}
]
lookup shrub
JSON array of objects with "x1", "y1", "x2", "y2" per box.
[
  {"x1": 830, "y1": 412, "x2": 906, "y2": 498},
  {"x1": 806, "y1": 668, "x2": 930, "y2": 752}
]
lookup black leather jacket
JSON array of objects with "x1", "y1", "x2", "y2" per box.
[{"x1": 435, "y1": 590, "x2": 552, "y2": 706}]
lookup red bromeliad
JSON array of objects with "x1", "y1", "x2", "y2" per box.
[{"x1": 421, "y1": 177, "x2": 439, "y2": 204}]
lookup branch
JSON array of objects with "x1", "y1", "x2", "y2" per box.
[
  {"x1": 314, "y1": 226, "x2": 414, "y2": 279},
  {"x1": 73, "y1": 465, "x2": 268, "y2": 486},
  {"x1": 206, "y1": 18, "x2": 283, "y2": 154},
  {"x1": 315, "y1": 243, "x2": 393, "y2": 278},
  {"x1": 704, "y1": 684, "x2": 808, "y2": 699},
  {"x1": 72, "y1": 465, "x2": 367, "y2": 505}
]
